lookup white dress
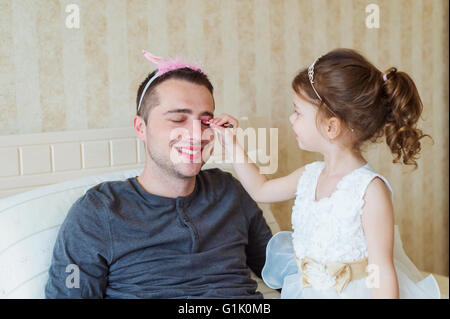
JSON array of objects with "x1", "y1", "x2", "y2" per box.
[{"x1": 262, "y1": 161, "x2": 441, "y2": 299}]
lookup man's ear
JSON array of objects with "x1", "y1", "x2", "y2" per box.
[
  {"x1": 133, "y1": 115, "x2": 147, "y2": 142},
  {"x1": 326, "y1": 117, "x2": 342, "y2": 140}
]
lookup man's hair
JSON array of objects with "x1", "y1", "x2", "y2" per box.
[{"x1": 136, "y1": 68, "x2": 214, "y2": 123}]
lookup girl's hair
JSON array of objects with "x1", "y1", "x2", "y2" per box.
[{"x1": 292, "y1": 48, "x2": 431, "y2": 168}]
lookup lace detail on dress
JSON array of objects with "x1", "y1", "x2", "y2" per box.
[{"x1": 291, "y1": 161, "x2": 393, "y2": 264}]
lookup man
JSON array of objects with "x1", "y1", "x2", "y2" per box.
[{"x1": 45, "y1": 58, "x2": 273, "y2": 298}]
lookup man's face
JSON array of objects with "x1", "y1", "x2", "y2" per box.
[{"x1": 139, "y1": 79, "x2": 215, "y2": 179}]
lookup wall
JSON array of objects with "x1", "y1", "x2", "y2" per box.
[{"x1": 0, "y1": 0, "x2": 448, "y2": 275}]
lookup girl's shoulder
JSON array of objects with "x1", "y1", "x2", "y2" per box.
[
  {"x1": 291, "y1": 161, "x2": 323, "y2": 181},
  {"x1": 294, "y1": 161, "x2": 324, "y2": 197},
  {"x1": 297, "y1": 161, "x2": 324, "y2": 181},
  {"x1": 297, "y1": 161, "x2": 324, "y2": 182},
  {"x1": 304, "y1": 160, "x2": 325, "y2": 171},
  {"x1": 344, "y1": 163, "x2": 394, "y2": 200}
]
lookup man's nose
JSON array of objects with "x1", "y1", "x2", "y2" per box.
[{"x1": 186, "y1": 119, "x2": 204, "y2": 142}]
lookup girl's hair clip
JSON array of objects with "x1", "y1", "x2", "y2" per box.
[{"x1": 308, "y1": 55, "x2": 323, "y2": 101}]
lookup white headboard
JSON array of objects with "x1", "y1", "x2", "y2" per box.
[{"x1": 0, "y1": 127, "x2": 146, "y2": 198}]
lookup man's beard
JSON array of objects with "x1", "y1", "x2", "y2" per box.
[{"x1": 145, "y1": 140, "x2": 203, "y2": 180}]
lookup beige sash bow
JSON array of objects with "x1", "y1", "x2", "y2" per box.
[{"x1": 295, "y1": 256, "x2": 369, "y2": 294}]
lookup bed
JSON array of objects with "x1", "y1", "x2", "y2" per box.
[{"x1": 0, "y1": 127, "x2": 447, "y2": 299}]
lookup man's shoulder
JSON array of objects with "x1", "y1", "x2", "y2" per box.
[
  {"x1": 69, "y1": 178, "x2": 135, "y2": 216},
  {"x1": 199, "y1": 167, "x2": 239, "y2": 187},
  {"x1": 200, "y1": 167, "x2": 234, "y2": 178},
  {"x1": 199, "y1": 167, "x2": 252, "y2": 197},
  {"x1": 88, "y1": 178, "x2": 135, "y2": 198}
]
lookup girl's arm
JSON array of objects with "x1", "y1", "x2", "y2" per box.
[
  {"x1": 361, "y1": 177, "x2": 399, "y2": 299},
  {"x1": 232, "y1": 142, "x2": 305, "y2": 203},
  {"x1": 209, "y1": 114, "x2": 304, "y2": 203}
]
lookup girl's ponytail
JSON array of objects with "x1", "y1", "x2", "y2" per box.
[
  {"x1": 290, "y1": 49, "x2": 431, "y2": 169},
  {"x1": 382, "y1": 67, "x2": 431, "y2": 168}
]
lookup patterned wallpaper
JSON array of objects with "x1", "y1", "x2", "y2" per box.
[{"x1": 0, "y1": 0, "x2": 448, "y2": 275}]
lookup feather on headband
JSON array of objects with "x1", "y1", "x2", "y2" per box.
[{"x1": 137, "y1": 50, "x2": 205, "y2": 112}]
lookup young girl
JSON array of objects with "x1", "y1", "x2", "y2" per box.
[{"x1": 207, "y1": 48, "x2": 441, "y2": 299}]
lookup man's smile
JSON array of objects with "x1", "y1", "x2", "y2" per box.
[{"x1": 173, "y1": 144, "x2": 205, "y2": 162}]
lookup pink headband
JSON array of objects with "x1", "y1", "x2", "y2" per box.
[{"x1": 137, "y1": 50, "x2": 205, "y2": 112}]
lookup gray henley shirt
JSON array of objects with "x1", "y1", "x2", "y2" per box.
[{"x1": 45, "y1": 168, "x2": 273, "y2": 299}]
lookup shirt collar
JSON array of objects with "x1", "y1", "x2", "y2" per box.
[{"x1": 130, "y1": 174, "x2": 201, "y2": 206}]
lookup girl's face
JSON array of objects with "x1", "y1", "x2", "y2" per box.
[{"x1": 289, "y1": 91, "x2": 328, "y2": 152}]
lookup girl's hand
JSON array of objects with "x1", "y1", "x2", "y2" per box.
[
  {"x1": 207, "y1": 114, "x2": 239, "y2": 151},
  {"x1": 206, "y1": 113, "x2": 239, "y2": 128}
]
